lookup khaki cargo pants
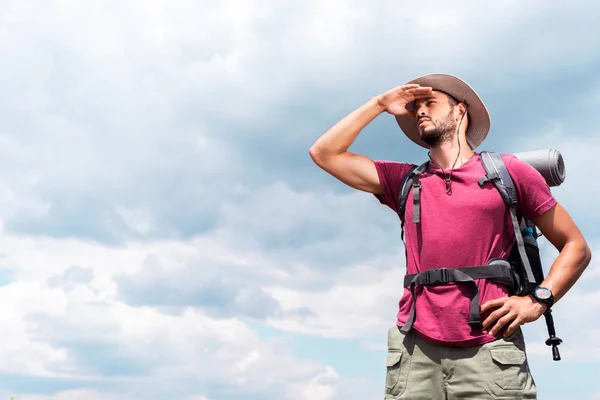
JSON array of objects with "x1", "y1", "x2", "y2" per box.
[{"x1": 384, "y1": 326, "x2": 537, "y2": 399}]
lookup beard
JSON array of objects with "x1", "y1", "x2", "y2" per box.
[{"x1": 419, "y1": 109, "x2": 457, "y2": 148}]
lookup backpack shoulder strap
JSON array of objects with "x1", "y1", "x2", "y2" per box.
[
  {"x1": 397, "y1": 161, "x2": 428, "y2": 224},
  {"x1": 478, "y1": 151, "x2": 518, "y2": 208},
  {"x1": 478, "y1": 151, "x2": 537, "y2": 289},
  {"x1": 395, "y1": 161, "x2": 428, "y2": 260}
]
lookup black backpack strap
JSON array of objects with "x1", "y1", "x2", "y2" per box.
[
  {"x1": 411, "y1": 167, "x2": 424, "y2": 224},
  {"x1": 399, "y1": 259, "x2": 516, "y2": 333},
  {"x1": 397, "y1": 161, "x2": 429, "y2": 225},
  {"x1": 479, "y1": 151, "x2": 537, "y2": 290},
  {"x1": 397, "y1": 165, "x2": 419, "y2": 225},
  {"x1": 396, "y1": 161, "x2": 429, "y2": 265}
]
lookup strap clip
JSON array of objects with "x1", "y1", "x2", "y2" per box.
[{"x1": 425, "y1": 268, "x2": 450, "y2": 285}]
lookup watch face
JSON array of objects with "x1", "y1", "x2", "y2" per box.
[{"x1": 535, "y1": 288, "x2": 552, "y2": 299}]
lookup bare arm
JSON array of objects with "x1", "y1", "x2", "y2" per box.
[
  {"x1": 533, "y1": 203, "x2": 592, "y2": 303},
  {"x1": 309, "y1": 98, "x2": 385, "y2": 194},
  {"x1": 309, "y1": 84, "x2": 433, "y2": 194},
  {"x1": 481, "y1": 203, "x2": 592, "y2": 336}
]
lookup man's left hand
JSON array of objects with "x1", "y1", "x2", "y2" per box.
[{"x1": 481, "y1": 295, "x2": 547, "y2": 337}]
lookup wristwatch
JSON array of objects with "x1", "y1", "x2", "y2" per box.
[{"x1": 532, "y1": 286, "x2": 554, "y2": 309}]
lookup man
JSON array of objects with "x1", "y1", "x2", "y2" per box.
[{"x1": 309, "y1": 73, "x2": 591, "y2": 399}]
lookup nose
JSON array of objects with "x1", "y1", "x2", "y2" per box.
[{"x1": 414, "y1": 103, "x2": 427, "y2": 118}]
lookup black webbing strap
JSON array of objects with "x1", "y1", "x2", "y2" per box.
[
  {"x1": 397, "y1": 165, "x2": 418, "y2": 248},
  {"x1": 398, "y1": 165, "x2": 419, "y2": 224},
  {"x1": 509, "y1": 208, "x2": 536, "y2": 285},
  {"x1": 479, "y1": 151, "x2": 537, "y2": 287},
  {"x1": 402, "y1": 262, "x2": 515, "y2": 287},
  {"x1": 396, "y1": 162, "x2": 429, "y2": 262},
  {"x1": 399, "y1": 261, "x2": 515, "y2": 333},
  {"x1": 396, "y1": 161, "x2": 428, "y2": 226},
  {"x1": 411, "y1": 165, "x2": 426, "y2": 223}
]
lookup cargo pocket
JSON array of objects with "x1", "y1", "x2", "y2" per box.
[
  {"x1": 385, "y1": 350, "x2": 407, "y2": 398},
  {"x1": 485, "y1": 347, "x2": 534, "y2": 399}
]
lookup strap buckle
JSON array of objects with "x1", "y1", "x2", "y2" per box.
[
  {"x1": 478, "y1": 171, "x2": 499, "y2": 187},
  {"x1": 425, "y1": 268, "x2": 450, "y2": 285}
]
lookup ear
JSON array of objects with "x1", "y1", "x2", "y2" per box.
[{"x1": 454, "y1": 103, "x2": 467, "y2": 122}]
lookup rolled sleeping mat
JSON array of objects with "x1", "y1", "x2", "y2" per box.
[{"x1": 513, "y1": 149, "x2": 566, "y2": 187}]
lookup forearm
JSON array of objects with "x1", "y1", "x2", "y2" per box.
[
  {"x1": 540, "y1": 238, "x2": 592, "y2": 303},
  {"x1": 310, "y1": 97, "x2": 384, "y2": 157}
]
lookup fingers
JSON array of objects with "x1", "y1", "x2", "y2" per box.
[
  {"x1": 481, "y1": 296, "x2": 542, "y2": 337},
  {"x1": 504, "y1": 319, "x2": 523, "y2": 337},
  {"x1": 411, "y1": 86, "x2": 433, "y2": 92},
  {"x1": 489, "y1": 313, "x2": 516, "y2": 336},
  {"x1": 396, "y1": 84, "x2": 433, "y2": 94},
  {"x1": 377, "y1": 84, "x2": 434, "y2": 115},
  {"x1": 482, "y1": 305, "x2": 509, "y2": 331},
  {"x1": 403, "y1": 84, "x2": 432, "y2": 90},
  {"x1": 391, "y1": 85, "x2": 433, "y2": 106},
  {"x1": 407, "y1": 86, "x2": 433, "y2": 95},
  {"x1": 480, "y1": 298, "x2": 505, "y2": 314},
  {"x1": 409, "y1": 87, "x2": 434, "y2": 102}
]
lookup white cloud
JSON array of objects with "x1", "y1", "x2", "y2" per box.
[
  {"x1": 0, "y1": 232, "x2": 346, "y2": 399},
  {"x1": 216, "y1": 181, "x2": 401, "y2": 267},
  {"x1": 267, "y1": 265, "x2": 403, "y2": 339},
  {"x1": 18, "y1": 390, "x2": 123, "y2": 400},
  {"x1": 284, "y1": 366, "x2": 340, "y2": 400}
]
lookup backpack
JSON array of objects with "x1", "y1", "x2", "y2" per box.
[{"x1": 394, "y1": 151, "x2": 562, "y2": 360}]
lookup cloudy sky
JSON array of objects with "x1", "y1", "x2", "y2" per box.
[{"x1": 0, "y1": 0, "x2": 599, "y2": 399}]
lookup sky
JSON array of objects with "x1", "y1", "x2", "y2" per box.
[{"x1": 0, "y1": 0, "x2": 599, "y2": 399}]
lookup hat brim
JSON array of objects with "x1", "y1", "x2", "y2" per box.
[{"x1": 395, "y1": 73, "x2": 491, "y2": 149}]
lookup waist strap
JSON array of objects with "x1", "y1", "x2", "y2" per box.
[{"x1": 400, "y1": 260, "x2": 516, "y2": 333}]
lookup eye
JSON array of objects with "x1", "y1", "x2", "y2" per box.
[{"x1": 427, "y1": 100, "x2": 436, "y2": 106}]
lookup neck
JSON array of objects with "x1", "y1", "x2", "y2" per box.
[{"x1": 428, "y1": 135, "x2": 475, "y2": 170}]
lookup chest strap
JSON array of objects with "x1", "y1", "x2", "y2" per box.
[{"x1": 399, "y1": 259, "x2": 516, "y2": 333}]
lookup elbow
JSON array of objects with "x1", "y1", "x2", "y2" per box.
[
  {"x1": 583, "y1": 241, "x2": 593, "y2": 268},
  {"x1": 309, "y1": 144, "x2": 325, "y2": 166},
  {"x1": 572, "y1": 238, "x2": 593, "y2": 271},
  {"x1": 309, "y1": 140, "x2": 343, "y2": 169},
  {"x1": 308, "y1": 144, "x2": 318, "y2": 160}
]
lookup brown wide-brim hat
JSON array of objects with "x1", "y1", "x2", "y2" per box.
[{"x1": 395, "y1": 73, "x2": 491, "y2": 149}]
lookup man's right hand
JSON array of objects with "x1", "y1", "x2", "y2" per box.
[
  {"x1": 310, "y1": 84, "x2": 434, "y2": 195},
  {"x1": 375, "y1": 84, "x2": 434, "y2": 116}
]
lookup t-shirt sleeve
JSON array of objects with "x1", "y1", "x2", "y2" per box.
[
  {"x1": 505, "y1": 154, "x2": 558, "y2": 220},
  {"x1": 372, "y1": 160, "x2": 417, "y2": 213}
]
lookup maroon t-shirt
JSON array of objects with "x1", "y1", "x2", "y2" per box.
[{"x1": 374, "y1": 153, "x2": 557, "y2": 346}]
